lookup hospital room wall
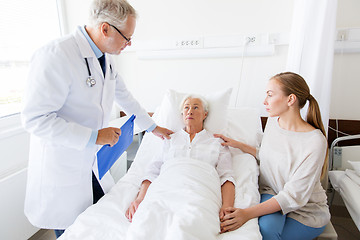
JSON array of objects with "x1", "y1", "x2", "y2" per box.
[
  {"x1": 62, "y1": 0, "x2": 360, "y2": 120},
  {"x1": 62, "y1": 0, "x2": 292, "y2": 116},
  {"x1": 116, "y1": 0, "x2": 294, "y2": 116}
]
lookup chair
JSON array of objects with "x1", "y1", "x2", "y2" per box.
[{"x1": 314, "y1": 222, "x2": 337, "y2": 240}]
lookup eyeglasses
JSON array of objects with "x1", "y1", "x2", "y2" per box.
[{"x1": 109, "y1": 24, "x2": 131, "y2": 43}]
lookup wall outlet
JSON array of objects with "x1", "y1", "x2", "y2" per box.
[
  {"x1": 175, "y1": 37, "x2": 203, "y2": 49},
  {"x1": 333, "y1": 146, "x2": 342, "y2": 169},
  {"x1": 247, "y1": 36, "x2": 256, "y2": 43}
]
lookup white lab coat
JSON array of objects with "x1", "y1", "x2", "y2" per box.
[{"x1": 21, "y1": 26, "x2": 154, "y2": 229}]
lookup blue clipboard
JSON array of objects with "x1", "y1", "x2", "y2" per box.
[{"x1": 97, "y1": 114, "x2": 136, "y2": 179}]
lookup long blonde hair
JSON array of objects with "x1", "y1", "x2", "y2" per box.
[{"x1": 272, "y1": 72, "x2": 328, "y2": 179}]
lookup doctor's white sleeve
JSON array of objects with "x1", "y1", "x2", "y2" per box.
[
  {"x1": 114, "y1": 74, "x2": 155, "y2": 131},
  {"x1": 21, "y1": 47, "x2": 92, "y2": 151}
]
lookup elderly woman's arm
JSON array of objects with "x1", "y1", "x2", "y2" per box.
[
  {"x1": 219, "y1": 181, "x2": 235, "y2": 220},
  {"x1": 125, "y1": 140, "x2": 168, "y2": 222},
  {"x1": 126, "y1": 180, "x2": 151, "y2": 222},
  {"x1": 216, "y1": 144, "x2": 236, "y2": 223}
]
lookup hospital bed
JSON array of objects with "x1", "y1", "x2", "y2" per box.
[
  {"x1": 59, "y1": 90, "x2": 263, "y2": 240},
  {"x1": 328, "y1": 134, "x2": 360, "y2": 231}
]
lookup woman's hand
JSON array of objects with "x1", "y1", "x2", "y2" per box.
[
  {"x1": 219, "y1": 206, "x2": 232, "y2": 223},
  {"x1": 125, "y1": 198, "x2": 143, "y2": 222},
  {"x1": 214, "y1": 134, "x2": 239, "y2": 148},
  {"x1": 220, "y1": 207, "x2": 251, "y2": 233},
  {"x1": 214, "y1": 134, "x2": 257, "y2": 157}
]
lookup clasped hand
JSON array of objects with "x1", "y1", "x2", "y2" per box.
[{"x1": 219, "y1": 207, "x2": 250, "y2": 233}]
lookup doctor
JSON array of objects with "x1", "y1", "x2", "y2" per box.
[{"x1": 21, "y1": 0, "x2": 173, "y2": 238}]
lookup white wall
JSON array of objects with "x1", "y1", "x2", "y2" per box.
[
  {"x1": 0, "y1": 128, "x2": 38, "y2": 240},
  {"x1": 62, "y1": 0, "x2": 360, "y2": 120},
  {"x1": 331, "y1": 0, "x2": 360, "y2": 119},
  {"x1": 116, "y1": 0, "x2": 293, "y2": 116}
]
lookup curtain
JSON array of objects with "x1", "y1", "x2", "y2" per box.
[{"x1": 286, "y1": 0, "x2": 338, "y2": 133}]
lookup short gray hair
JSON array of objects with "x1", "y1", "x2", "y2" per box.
[
  {"x1": 89, "y1": 0, "x2": 137, "y2": 29},
  {"x1": 180, "y1": 95, "x2": 209, "y2": 113}
]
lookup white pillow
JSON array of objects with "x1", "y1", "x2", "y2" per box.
[
  {"x1": 226, "y1": 107, "x2": 262, "y2": 148},
  {"x1": 348, "y1": 161, "x2": 360, "y2": 176},
  {"x1": 128, "y1": 100, "x2": 262, "y2": 186},
  {"x1": 152, "y1": 88, "x2": 232, "y2": 134}
]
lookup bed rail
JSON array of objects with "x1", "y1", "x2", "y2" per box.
[
  {"x1": 328, "y1": 134, "x2": 360, "y2": 207},
  {"x1": 329, "y1": 134, "x2": 360, "y2": 170}
]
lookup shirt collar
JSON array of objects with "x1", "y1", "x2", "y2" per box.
[
  {"x1": 181, "y1": 128, "x2": 207, "y2": 137},
  {"x1": 80, "y1": 25, "x2": 103, "y2": 58}
]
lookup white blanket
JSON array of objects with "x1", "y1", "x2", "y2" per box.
[
  {"x1": 59, "y1": 153, "x2": 261, "y2": 240},
  {"x1": 345, "y1": 169, "x2": 360, "y2": 186},
  {"x1": 126, "y1": 159, "x2": 222, "y2": 240}
]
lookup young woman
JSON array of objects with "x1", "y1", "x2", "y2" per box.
[{"x1": 215, "y1": 72, "x2": 330, "y2": 240}]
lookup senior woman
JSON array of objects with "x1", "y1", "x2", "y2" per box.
[{"x1": 125, "y1": 95, "x2": 235, "y2": 239}]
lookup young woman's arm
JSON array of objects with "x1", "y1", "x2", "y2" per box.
[
  {"x1": 214, "y1": 134, "x2": 256, "y2": 158},
  {"x1": 220, "y1": 197, "x2": 281, "y2": 233}
]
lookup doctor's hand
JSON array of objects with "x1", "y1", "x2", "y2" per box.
[
  {"x1": 214, "y1": 134, "x2": 240, "y2": 148},
  {"x1": 220, "y1": 207, "x2": 250, "y2": 233},
  {"x1": 96, "y1": 127, "x2": 121, "y2": 147},
  {"x1": 152, "y1": 126, "x2": 174, "y2": 140}
]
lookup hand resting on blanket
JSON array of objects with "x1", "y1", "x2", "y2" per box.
[{"x1": 125, "y1": 96, "x2": 235, "y2": 237}]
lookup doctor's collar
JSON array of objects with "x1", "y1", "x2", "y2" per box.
[{"x1": 80, "y1": 25, "x2": 103, "y2": 59}]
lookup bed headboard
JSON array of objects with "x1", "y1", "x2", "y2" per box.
[{"x1": 261, "y1": 117, "x2": 360, "y2": 148}]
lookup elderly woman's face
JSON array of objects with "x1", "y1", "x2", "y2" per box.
[{"x1": 182, "y1": 98, "x2": 208, "y2": 126}]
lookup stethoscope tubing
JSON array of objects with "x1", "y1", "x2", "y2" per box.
[
  {"x1": 85, "y1": 58, "x2": 96, "y2": 87},
  {"x1": 85, "y1": 58, "x2": 92, "y2": 76},
  {"x1": 84, "y1": 57, "x2": 112, "y2": 87}
]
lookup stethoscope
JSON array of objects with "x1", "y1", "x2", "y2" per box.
[{"x1": 85, "y1": 58, "x2": 96, "y2": 87}]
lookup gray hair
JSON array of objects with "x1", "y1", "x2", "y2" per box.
[
  {"x1": 89, "y1": 0, "x2": 137, "y2": 29},
  {"x1": 180, "y1": 94, "x2": 209, "y2": 113}
]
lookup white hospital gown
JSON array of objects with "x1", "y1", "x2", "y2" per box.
[{"x1": 143, "y1": 128, "x2": 235, "y2": 185}]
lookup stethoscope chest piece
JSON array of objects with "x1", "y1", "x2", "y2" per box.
[
  {"x1": 86, "y1": 77, "x2": 96, "y2": 87},
  {"x1": 85, "y1": 58, "x2": 96, "y2": 87}
]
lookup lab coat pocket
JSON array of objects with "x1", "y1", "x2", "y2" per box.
[
  {"x1": 108, "y1": 78, "x2": 116, "y2": 90},
  {"x1": 102, "y1": 77, "x2": 116, "y2": 115},
  {"x1": 108, "y1": 76, "x2": 116, "y2": 84},
  {"x1": 42, "y1": 143, "x2": 83, "y2": 187}
]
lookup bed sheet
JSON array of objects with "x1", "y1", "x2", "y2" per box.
[
  {"x1": 329, "y1": 171, "x2": 360, "y2": 230},
  {"x1": 60, "y1": 140, "x2": 261, "y2": 239},
  {"x1": 345, "y1": 169, "x2": 360, "y2": 186}
]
